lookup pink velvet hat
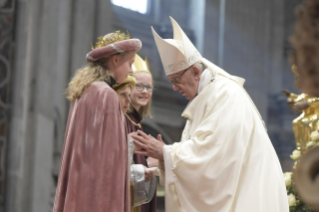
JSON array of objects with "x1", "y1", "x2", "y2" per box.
[{"x1": 86, "y1": 31, "x2": 142, "y2": 63}]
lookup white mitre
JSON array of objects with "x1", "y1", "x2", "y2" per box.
[
  {"x1": 152, "y1": 16, "x2": 245, "y2": 87},
  {"x1": 151, "y1": 17, "x2": 202, "y2": 76}
]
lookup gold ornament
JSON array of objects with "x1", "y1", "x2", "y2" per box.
[
  {"x1": 283, "y1": 65, "x2": 319, "y2": 153},
  {"x1": 125, "y1": 114, "x2": 142, "y2": 129},
  {"x1": 291, "y1": 64, "x2": 299, "y2": 77},
  {"x1": 91, "y1": 30, "x2": 131, "y2": 50},
  {"x1": 113, "y1": 75, "x2": 136, "y2": 93},
  {"x1": 283, "y1": 90, "x2": 319, "y2": 153},
  {"x1": 291, "y1": 94, "x2": 319, "y2": 153},
  {"x1": 132, "y1": 54, "x2": 151, "y2": 75}
]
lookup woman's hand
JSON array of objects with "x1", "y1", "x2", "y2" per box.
[
  {"x1": 143, "y1": 166, "x2": 154, "y2": 182},
  {"x1": 129, "y1": 132, "x2": 143, "y2": 152}
]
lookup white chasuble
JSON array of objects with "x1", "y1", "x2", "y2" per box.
[{"x1": 160, "y1": 64, "x2": 289, "y2": 212}]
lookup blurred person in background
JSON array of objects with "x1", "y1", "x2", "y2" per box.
[{"x1": 53, "y1": 31, "x2": 142, "y2": 212}]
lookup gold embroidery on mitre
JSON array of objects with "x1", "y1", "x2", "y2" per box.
[{"x1": 91, "y1": 30, "x2": 131, "y2": 50}]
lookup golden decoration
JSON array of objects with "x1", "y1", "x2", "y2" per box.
[
  {"x1": 284, "y1": 91, "x2": 319, "y2": 153},
  {"x1": 113, "y1": 75, "x2": 136, "y2": 93},
  {"x1": 125, "y1": 114, "x2": 142, "y2": 129},
  {"x1": 132, "y1": 54, "x2": 151, "y2": 75},
  {"x1": 291, "y1": 64, "x2": 299, "y2": 77},
  {"x1": 91, "y1": 30, "x2": 131, "y2": 50}
]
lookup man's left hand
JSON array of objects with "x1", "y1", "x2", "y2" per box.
[{"x1": 132, "y1": 130, "x2": 165, "y2": 160}]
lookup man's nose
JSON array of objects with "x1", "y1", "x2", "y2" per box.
[
  {"x1": 128, "y1": 68, "x2": 133, "y2": 74},
  {"x1": 172, "y1": 84, "x2": 178, "y2": 91}
]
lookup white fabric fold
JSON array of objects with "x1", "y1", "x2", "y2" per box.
[
  {"x1": 129, "y1": 137, "x2": 157, "y2": 207},
  {"x1": 199, "y1": 58, "x2": 245, "y2": 87},
  {"x1": 158, "y1": 159, "x2": 166, "y2": 186},
  {"x1": 163, "y1": 145, "x2": 176, "y2": 185},
  {"x1": 161, "y1": 66, "x2": 289, "y2": 212}
]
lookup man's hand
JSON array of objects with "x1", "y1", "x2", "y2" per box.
[
  {"x1": 147, "y1": 157, "x2": 159, "y2": 168},
  {"x1": 132, "y1": 130, "x2": 165, "y2": 160},
  {"x1": 143, "y1": 166, "x2": 154, "y2": 182}
]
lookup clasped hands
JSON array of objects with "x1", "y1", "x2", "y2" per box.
[{"x1": 130, "y1": 130, "x2": 165, "y2": 161}]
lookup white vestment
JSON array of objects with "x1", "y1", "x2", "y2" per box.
[{"x1": 160, "y1": 59, "x2": 289, "y2": 212}]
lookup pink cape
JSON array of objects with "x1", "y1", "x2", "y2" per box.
[{"x1": 53, "y1": 82, "x2": 130, "y2": 212}]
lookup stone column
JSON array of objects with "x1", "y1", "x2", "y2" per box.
[
  {"x1": 69, "y1": 0, "x2": 97, "y2": 76},
  {"x1": 203, "y1": 0, "x2": 285, "y2": 122},
  {"x1": 267, "y1": 0, "x2": 285, "y2": 95},
  {"x1": 6, "y1": 0, "x2": 44, "y2": 210},
  {"x1": 203, "y1": 0, "x2": 220, "y2": 63},
  {"x1": 0, "y1": 0, "x2": 15, "y2": 211},
  {"x1": 189, "y1": 0, "x2": 206, "y2": 53},
  {"x1": 6, "y1": 0, "x2": 114, "y2": 211}
]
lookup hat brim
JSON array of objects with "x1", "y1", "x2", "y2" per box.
[{"x1": 86, "y1": 39, "x2": 142, "y2": 63}]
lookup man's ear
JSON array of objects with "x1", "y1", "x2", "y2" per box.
[{"x1": 192, "y1": 66, "x2": 201, "y2": 81}]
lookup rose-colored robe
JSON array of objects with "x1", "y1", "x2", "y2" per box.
[
  {"x1": 126, "y1": 109, "x2": 157, "y2": 212},
  {"x1": 53, "y1": 81, "x2": 130, "y2": 212}
]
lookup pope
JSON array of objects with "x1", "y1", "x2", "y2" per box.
[{"x1": 132, "y1": 17, "x2": 289, "y2": 212}]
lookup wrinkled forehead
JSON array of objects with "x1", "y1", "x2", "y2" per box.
[{"x1": 167, "y1": 69, "x2": 184, "y2": 79}]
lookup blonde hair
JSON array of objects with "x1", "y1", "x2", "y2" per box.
[
  {"x1": 66, "y1": 61, "x2": 109, "y2": 101},
  {"x1": 113, "y1": 75, "x2": 136, "y2": 93},
  {"x1": 66, "y1": 32, "x2": 130, "y2": 101},
  {"x1": 128, "y1": 72, "x2": 153, "y2": 119}
]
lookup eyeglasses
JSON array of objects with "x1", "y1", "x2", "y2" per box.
[
  {"x1": 169, "y1": 66, "x2": 192, "y2": 85},
  {"x1": 135, "y1": 83, "x2": 153, "y2": 92}
]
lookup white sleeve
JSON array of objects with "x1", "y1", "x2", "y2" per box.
[
  {"x1": 131, "y1": 164, "x2": 146, "y2": 206},
  {"x1": 163, "y1": 145, "x2": 176, "y2": 185},
  {"x1": 131, "y1": 164, "x2": 157, "y2": 207},
  {"x1": 158, "y1": 158, "x2": 166, "y2": 185}
]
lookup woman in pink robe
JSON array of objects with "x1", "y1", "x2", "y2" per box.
[{"x1": 53, "y1": 32, "x2": 142, "y2": 212}]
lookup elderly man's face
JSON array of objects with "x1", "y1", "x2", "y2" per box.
[{"x1": 167, "y1": 66, "x2": 201, "y2": 100}]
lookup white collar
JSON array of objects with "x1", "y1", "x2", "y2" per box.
[
  {"x1": 197, "y1": 68, "x2": 213, "y2": 94},
  {"x1": 182, "y1": 69, "x2": 214, "y2": 121}
]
